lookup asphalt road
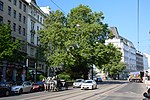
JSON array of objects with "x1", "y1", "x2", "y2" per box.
[{"x1": 0, "y1": 80, "x2": 147, "y2": 100}]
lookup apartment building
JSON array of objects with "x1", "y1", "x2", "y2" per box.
[
  {"x1": 0, "y1": 0, "x2": 50, "y2": 82},
  {"x1": 0, "y1": 0, "x2": 28, "y2": 81},
  {"x1": 136, "y1": 51, "x2": 144, "y2": 71},
  {"x1": 25, "y1": 0, "x2": 50, "y2": 81},
  {"x1": 105, "y1": 27, "x2": 137, "y2": 79}
]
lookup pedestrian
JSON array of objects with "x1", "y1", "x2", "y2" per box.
[
  {"x1": 47, "y1": 77, "x2": 52, "y2": 91},
  {"x1": 42, "y1": 77, "x2": 47, "y2": 91}
]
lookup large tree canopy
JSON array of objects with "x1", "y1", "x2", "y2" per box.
[
  {"x1": 38, "y1": 5, "x2": 122, "y2": 79},
  {"x1": 0, "y1": 24, "x2": 20, "y2": 61}
]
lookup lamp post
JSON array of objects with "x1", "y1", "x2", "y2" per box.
[
  {"x1": 26, "y1": 58, "x2": 28, "y2": 81},
  {"x1": 34, "y1": 62, "x2": 37, "y2": 82},
  {"x1": 91, "y1": 65, "x2": 93, "y2": 80}
]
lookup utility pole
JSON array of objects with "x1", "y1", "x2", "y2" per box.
[
  {"x1": 35, "y1": 62, "x2": 37, "y2": 82},
  {"x1": 137, "y1": 0, "x2": 140, "y2": 51}
]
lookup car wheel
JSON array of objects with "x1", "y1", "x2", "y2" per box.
[
  {"x1": 95, "y1": 85, "x2": 97, "y2": 89},
  {"x1": 30, "y1": 88, "x2": 33, "y2": 93},
  {"x1": 39, "y1": 87, "x2": 42, "y2": 91},
  {"x1": 19, "y1": 89, "x2": 23, "y2": 94},
  {"x1": 5, "y1": 90, "x2": 10, "y2": 96},
  {"x1": 92, "y1": 86, "x2": 93, "y2": 90}
]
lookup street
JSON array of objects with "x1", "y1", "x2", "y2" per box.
[{"x1": 0, "y1": 80, "x2": 147, "y2": 100}]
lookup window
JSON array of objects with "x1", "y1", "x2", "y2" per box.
[
  {"x1": 31, "y1": 21, "x2": 35, "y2": 30},
  {"x1": 30, "y1": 48, "x2": 34, "y2": 56},
  {"x1": 18, "y1": 25, "x2": 21, "y2": 34},
  {"x1": 13, "y1": 23, "x2": 16, "y2": 31},
  {"x1": 19, "y1": 13, "x2": 21, "y2": 21},
  {"x1": 40, "y1": 17, "x2": 42, "y2": 23},
  {"x1": 37, "y1": 15, "x2": 39, "y2": 21},
  {"x1": 37, "y1": 36, "x2": 39, "y2": 45},
  {"x1": 23, "y1": 28, "x2": 25, "y2": 36},
  {"x1": 31, "y1": 33, "x2": 34, "y2": 44},
  {"x1": 8, "y1": 20, "x2": 11, "y2": 25},
  {"x1": 19, "y1": 1, "x2": 22, "y2": 9},
  {"x1": 23, "y1": 16, "x2": 26, "y2": 24},
  {"x1": 8, "y1": 6, "x2": 11, "y2": 16},
  {"x1": 13, "y1": 0, "x2": 17, "y2": 6},
  {"x1": 0, "y1": 1, "x2": 3, "y2": 11},
  {"x1": 0, "y1": 16, "x2": 3, "y2": 23},
  {"x1": 13, "y1": 10, "x2": 16, "y2": 18},
  {"x1": 43, "y1": 19, "x2": 44, "y2": 24},
  {"x1": 23, "y1": 4, "x2": 26, "y2": 12},
  {"x1": 22, "y1": 41, "x2": 25, "y2": 51},
  {"x1": 37, "y1": 26, "x2": 39, "y2": 31}
]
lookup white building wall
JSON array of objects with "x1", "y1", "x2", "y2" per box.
[
  {"x1": 40, "y1": 6, "x2": 51, "y2": 15},
  {"x1": 143, "y1": 53, "x2": 149, "y2": 71},
  {"x1": 144, "y1": 53, "x2": 150, "y2": 70},
  {"x1": 25, "y1": 0, "x2": 49, "y2": 74},
  {"x1": 105, "y1": 27, "x2": 137, "y2": 79}
]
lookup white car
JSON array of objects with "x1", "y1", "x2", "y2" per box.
[
  {"x1": 11, "y1": 81, "x2": 33, "y2": 94},
  {"x1": 73, "y1": 79, "x2": 84, "y2": 88},
  {"x1": 81, "y1": 80, "x2": 97, "y2": 90}
]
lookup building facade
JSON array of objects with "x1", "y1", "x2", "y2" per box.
[
  {"x1": 143, "y1": 53, "x2": 148, "y2": 72},
  {"x1": 136, "y1": 51, "x2": 144, "y2": 71},
  {"x1": 105, "y1": 27, "x2": 137, "y2": 79},
  {"x1": 0, "y1": 0, "x2": 50, "y2": 82},
  {"x1": 0, "y1": 0, "x2": 28, "y2": 82},
  {"x1": 25, "y1": 0, "x2": 50, "y2": 81}
]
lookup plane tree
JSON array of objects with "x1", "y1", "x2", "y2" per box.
[
  {"x1": 38, "y1": 5, "x2": 121, "y2": 79},
  {"x1": 0, "y1": 24, "x2": 20, "y2": 61},
  {"x1": 102, "y1": 43, "x2": 125, "y2": 79}
]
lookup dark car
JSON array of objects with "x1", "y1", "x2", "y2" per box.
[
  {"x1": 95, "y1": 77, "x2": 103, "y2": 82},
  {"x1": 0, "y1": 82, "x2": 12, "y2": 97},
  {"x1": 32, "y1": 81, "x2": 44, "y2": 92}
]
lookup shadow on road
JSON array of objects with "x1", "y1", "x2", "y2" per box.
[{"x1": 97, "y1": 80, "x2": 129, "y2": 85}]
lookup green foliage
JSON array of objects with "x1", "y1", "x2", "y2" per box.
[
  {"x1": 38, "y1": 5, "x2": 119, "y2": 79},
  {"x1": 109, "y1": 62, "x2": 126, "y2": 79},
  {"x1": 39, "y1": 74, "x2": 45, "y2": 81},
  {"x1": 0, "y1": 24, "x2": 20, "y2": 60},
  {"x1": 58, "y1": 73, "x2": 71, "y2": 81},
  {"x1": 102, "y1": 44, "x2": 124, "y2": 78}
]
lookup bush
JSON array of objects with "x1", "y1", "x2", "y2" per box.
[
  {"x1": 39, "y1": 74, "x2": 45, "y2": 81},
  {"x1": 58, "y1": 73, "x2": 71, "y2": 81}
]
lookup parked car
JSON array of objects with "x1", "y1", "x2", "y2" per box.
[
  {"x1": 11, "y1": 81, "x2": 33, "y2": 94},
  {"x1": 73, "y1": 79, "x2": 84, "y2": 88},
  {"x1": 32, "y1": 81, "x2": 44, "y2": 92},
  {"x1": 81, "y1": 80, "x2": 97, "y2": 90},
  {"x1": 95, "y1": 77, "x2": 103, "y2": 82},
  {"x1": 0, "y1": 82, "x2": 12, "y2": 96}
]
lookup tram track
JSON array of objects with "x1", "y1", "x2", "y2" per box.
[{"x1": 1, "y1": 82, "x2": 128, "y2": 100}]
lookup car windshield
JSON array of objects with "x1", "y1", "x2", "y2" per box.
[
  {"x1": 0, "y1": 83, "x2": 6, "y2": 86},
  {"x1": 0, "y1": 82, "x2": 11, "y2": 87},
  {"x1": 76, "y1": 79, "x2": 83, "y2": 82},
  {"x1": 84, "y1": 80, "x2": 92, "y2": 83},
  {"x1": 36, "y1": 81, "x2": 43, "y2": 84}
]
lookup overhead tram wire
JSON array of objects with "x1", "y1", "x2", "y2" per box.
[
  {"x1": 137, "y1": 0, "x2": 140, "y2": 51},
  {"x1": 50, "y1": 0, "x2": 67, "y2": 15}
]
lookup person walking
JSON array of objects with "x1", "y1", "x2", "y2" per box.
[{"x1": 42, "y1": 77, "x2": 47, "y2": 91}]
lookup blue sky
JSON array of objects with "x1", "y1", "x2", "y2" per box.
[{"x1": 36, "y1": 0, "x2": 150, "y2": 54}]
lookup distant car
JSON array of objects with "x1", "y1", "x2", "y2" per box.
[
  {"x1": 73, "y1": 79, "x2": 84, "y2": 88},
  {"x1": 11, "y1": 81, "x2": 33, "y2": 94},
  {"x1": 81, "y1": 80, "x2": 97, "y2": 90},
  {"x1": 32, "y1": 81, "x2": 44, "y2": 92},
  {"x1": 95, "y1": 77, "x2": 103, "y2": 82},
  {"x1": 0, "y1": 82, "x2": 12, "y2": 97}
]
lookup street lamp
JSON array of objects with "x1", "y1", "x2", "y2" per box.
[{"x1": 34, "y1": 62, "x2": 37, "y2": 82}]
